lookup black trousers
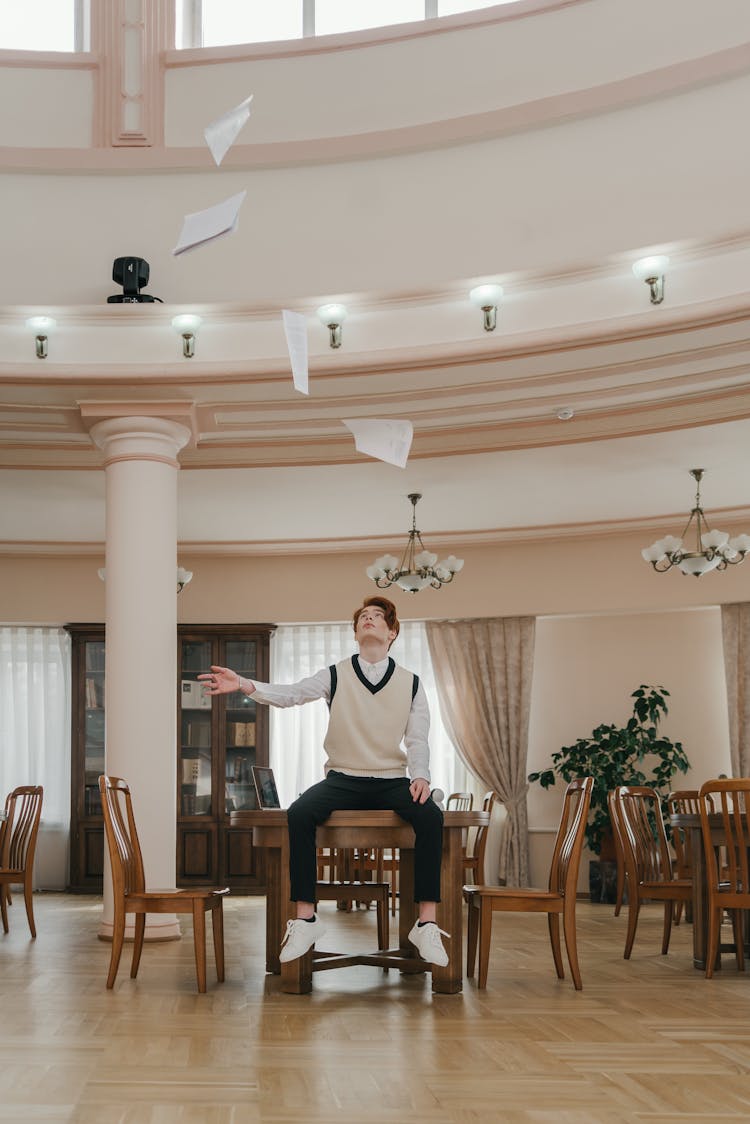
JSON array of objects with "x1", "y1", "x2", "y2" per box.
[{"x1": 287, "y1": 771, "x2": 444, "y2": 904}]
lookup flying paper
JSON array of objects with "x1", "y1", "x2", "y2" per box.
[
  {"x1": 172, "y1": 190, "x2": 247, "y2": 256},
  {"x1": 282, "y1": 310, "x2": 309, "y2": 395},
  {"x1": 342, "y1": 419, "x2": 414, "y2": 468},
  {"x1": 204, "y1": 94, "x2": 254, "y2": 166}
]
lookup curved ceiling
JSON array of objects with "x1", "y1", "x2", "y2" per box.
[{"x1": 2, "y1": 0, "x2": 750, "y2": 555}]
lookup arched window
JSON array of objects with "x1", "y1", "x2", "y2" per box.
[
  {"x1": 0, "y1": 0, "x2": 87, "y2": 52},
  {"x1": 176, "y1": 1, "x2": 520, "y2": 49}
]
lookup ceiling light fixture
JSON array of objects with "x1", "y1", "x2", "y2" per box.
[
  {"x1": 316, "y1": 303, "x2": 347, "y2": 349},
  {"x1": 171, "y1": 314, "x2": 202, "y2": 358},
  {"x1": 556, "y1": 407, "x2": 575, "y2": 421},
  {"x1": 26, "y1": 316, "x2": 56, "y2": 359},
  {"x1": 98, "y1": 566, "x2": 194, "y2": 593},
  {"x1": 469, "y1": 284, "x2": 503, "y2": 332},
  {"x1": 632, "y1": 255, "x2": 669, "y2": 305},
  {"x1": 366, "y1": 493, "x2": 464, "y2": 593},
  {"x1": 641, "y1": 469, "x2": 750, "y2": 577}
]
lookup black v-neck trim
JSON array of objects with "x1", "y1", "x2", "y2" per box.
[{"x1": 352, "y1": 653, "x2": 396, "y2": 695}]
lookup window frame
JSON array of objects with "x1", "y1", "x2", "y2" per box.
[{"x1": 174, "y1": 1, "x2": 477, "y2": 49}]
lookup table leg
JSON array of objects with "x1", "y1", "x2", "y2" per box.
[
  {"x1": 432, "y1": 823, "x2": 463, "y2": 994},
  {"x1": 398, "y1": 848, "x2": 416, "y2": 948},
  {"x1": 265, "y1": 846, "x2": 282, "y2": 974},
  {"x1": 690, "y1": 825, "x2": 708, "y2": 970},
  {"x1": 278, "y1": 830, "x2": 313, "y2": 994}
]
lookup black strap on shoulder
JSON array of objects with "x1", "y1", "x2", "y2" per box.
[
  {"x1": 411, "y1": 673, "x2": 419, "y2": 701},
  {"x1": 328, "y1": 663, "x2": 338, "y2": 707}
]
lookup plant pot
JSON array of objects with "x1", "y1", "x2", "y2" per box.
[{"x1": 589, "y1": 859, "x2": 618, "y2": 904}]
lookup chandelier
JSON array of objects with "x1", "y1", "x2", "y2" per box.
[
  {"x1": 366, "y1": 493, "x2": 464, "y2": 593},
  {"x1": 641, "y1": 469, "x2": 750, "y2": 577}
]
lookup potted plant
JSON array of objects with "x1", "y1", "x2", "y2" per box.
[{"x1": 528, "y1": 685, "x2": 690, "y2": 902}]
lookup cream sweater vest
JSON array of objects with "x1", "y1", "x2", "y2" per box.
[{"x1": 323, "y1": 656, "x2": 416, "y2": 778}]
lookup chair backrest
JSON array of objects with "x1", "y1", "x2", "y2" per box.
[
  {"x1": 1, "y1": 786, "x2": 43, "y2": 873},
  {"x1": 548, "y1": 777, "x2": 593, "y2": 896},
  {"x1": 666, "y1": 789, "x2": 712, "y2": 880},
  {"x1": 99, "y1": 775, "x2": 146, "y2": 897},
  {"x1": 465, "y1": 790, "x2": 498, "y2": 877},
  {"x1": 615, "y1": 786, "x2": 673, "y2": 884},
  {"x1": 699, "y1": 778, "x2": 750, "y2": 895},
  {"x1": 608, "y1": 787, "x2": 625, "y2": 861},
  {"x1": 447, "y1": 792, "x2": 473, "y2": 811}
]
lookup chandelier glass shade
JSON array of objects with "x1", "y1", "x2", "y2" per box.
[
  {"x1": 366, "y1": 493, "x2": 464, "y2": 593},
  {"x1": 641, "y1": 469, "x2": 750, "y2": 577}
]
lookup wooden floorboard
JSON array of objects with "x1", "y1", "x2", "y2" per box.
[{"x1": 2, "y1": 893, "x2": 750, "y2": 1122}]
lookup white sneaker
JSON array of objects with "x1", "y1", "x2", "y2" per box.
[
  {"x1": 408, "y1": 921, "x2": 450, "y2": 967},
  {"x1": 279, "y1": 915, "x2": 326, "y2": 963}
]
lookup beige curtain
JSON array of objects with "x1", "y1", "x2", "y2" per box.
[
  {"x1": 425, "y1": 617, "x2": 535, "y2": 887},
  {"x1": 721, "y1": 602, "x2": 750, "y2": 776}
]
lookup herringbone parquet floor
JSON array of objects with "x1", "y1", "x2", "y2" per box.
[{"x1": 2, "y1": 892, "x2": 750, "y2": 1122}]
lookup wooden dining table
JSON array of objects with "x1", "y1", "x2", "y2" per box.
[
  {"x1": 230, "y1": 807, "x2": 488, "y2": 994},
  {"x1": 669, "y1": 810, "x2": 750, "y2": 970}
]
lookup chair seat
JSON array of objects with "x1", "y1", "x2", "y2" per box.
[
  {"x1": 315, "y1": 880, "x2": 390, "y2": 950},
  {"x1": 129, "y1": 887, "x2": 228, "y2": 899},
  {"x1": 465, "y1": 884, "x2": 556, "y2": 899},
  {"x1": 639, "y1": 878, "x2": 691, "y2": 895}
]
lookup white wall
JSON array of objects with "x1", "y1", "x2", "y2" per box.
[{"x1": 527, "y1": 607, "x2": 730, "y2": 889}]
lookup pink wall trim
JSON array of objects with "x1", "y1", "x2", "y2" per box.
[
  {"x1": 2, "y1": 294, "x2": 748, "y2": 385},
  {"x1": 3, "y1": 41, "x2": 747, "y2": 169},
  {"x1": 165, "y1": 0, "x2": 584, "y2": 66},
  {"x1": 98, "y1": 451, "x2": 181, "y2": 468},
  {"x1": 0, "y1": 49, "x2": 97, "y2": 69},
  {"x1": 3, "y1": 500, "x2": 750, "y2": 557}
]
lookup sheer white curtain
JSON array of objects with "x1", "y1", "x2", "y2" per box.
[
  {"x1": 0, "y1": 627, "x2": 71, "y2": 827},
  {"x1": 268, "y1": 620, "x2": 471, "y2": 806}
]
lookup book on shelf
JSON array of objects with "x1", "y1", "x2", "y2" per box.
[
  {"x1": 181, "y1": 679, "x2": 211, "y2": 710},
  {"x1": 181, "y1": 758, "x2": 200, "y2": 785},
  {"x1": 184, "y1": 718, "x2": 211, "y2": 747},
  {"x1": 84, "y1": 677, "x2": 104, "y2": 708},
  {"x1": 228, "y1": 720, "x2": 256, "y2": 746}
]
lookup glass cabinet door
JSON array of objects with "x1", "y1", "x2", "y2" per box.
[
  {"x1": 83, "y1": 640, "x2": 105, "y2": 817},
  {"x1": 179, "y1": 639, "x2": 213, "y2": 816},
  {"x1": 224, "y1": 639, "x2": 258, "y2": 812}
]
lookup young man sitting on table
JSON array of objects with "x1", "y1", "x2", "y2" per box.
[{"x1": 199, "y1": 595, "x2": 448, "y2": 967}]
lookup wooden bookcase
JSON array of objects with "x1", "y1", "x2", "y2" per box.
[{"x1": 67, "y1": 622, "x2": 274, "y2": 893}]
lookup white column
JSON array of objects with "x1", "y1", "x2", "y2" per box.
[{"x1": 90, "y1": 416, "x2": 191, "y2": 940}]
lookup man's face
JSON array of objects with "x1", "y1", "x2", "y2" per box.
[{"x1": 355, "y1": 605, "x2": 397, "y2": 649}]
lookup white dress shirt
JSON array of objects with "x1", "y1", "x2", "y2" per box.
[{"x1": 240, "y1": 654, "x2": 431, "y2": 782}]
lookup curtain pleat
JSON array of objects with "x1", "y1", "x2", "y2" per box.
[
  {"x1": 721, "y1": 603, "x2": 750, "y2": 777},
  {"x1": 0, "y1": 626, "x2": 71, "y2": 827},
  {"x1": 425, "y1": 617, "x2": 535, "y2": 887}
]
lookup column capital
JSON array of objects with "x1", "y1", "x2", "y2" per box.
[{"x1": 81, "y1": 405, "x2": 194, "y2": 467}]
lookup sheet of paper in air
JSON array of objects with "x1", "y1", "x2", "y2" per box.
[
  {"x1": 172, "y1": 190, "x2": 247, "y2": 255},
  {"x1": 204, "y1": 94, "x2": 254, "y2": 166},
  {"x1": 282, "y1": 310, "x2": 309, "y2": 395},
  {"x1": 342, "y1": 419, "x2": 414, "y2": 468}
]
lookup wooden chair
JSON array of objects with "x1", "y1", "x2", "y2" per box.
[
  {"x1": 462, "y1": 791, "x2": 498, "y2": 885},
  {"x1": 614, "y1": 785, "x2": 692, "y2": 959},
  {"x1": 0, "y1": 785, "x2": 43, "y2": 938},
  {"x1": 315, "y1": 845, "x2": 390, "y2": 949},
  {"x1": 699, "y1": 778, "x2": 750, "y2": 978},
  {"x1": 666, "y1": 789, "x2": 713, "y2": 923},
  {"x1": 608, "y1": 789, "x2": 627, "y2": 917},
  {"x1": 464, "y1": 777, "x2": 593, "y2": 990},
  {"x1": 99, "y1": 775, "x2": 228, "y2": 992},
  {"x1": 446, "y1": 792, "x2": 473, "y2": 811}
]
